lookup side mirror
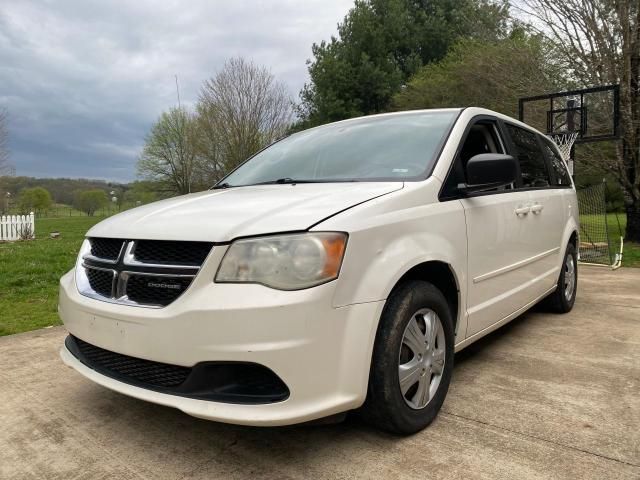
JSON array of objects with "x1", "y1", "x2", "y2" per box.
[{"x1": 458, "y1": 153, "x2": 517, "y2": 194}]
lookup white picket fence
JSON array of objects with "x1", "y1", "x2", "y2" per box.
[{"x1": 0, "y1": 213, "x2": 35, "y2": 241}]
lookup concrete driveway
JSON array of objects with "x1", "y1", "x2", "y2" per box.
[{"x1": 1, "y1": 266, "x2": 638, "y2": 479}]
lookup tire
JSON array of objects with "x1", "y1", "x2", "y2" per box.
[
  {"x1": 543, "y1": 242, "x2": 578, "y2": 313},
  {"x1": 361, "y1": 280, "x2": 455, "y2": 435}
]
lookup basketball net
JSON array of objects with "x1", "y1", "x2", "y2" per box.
[{"x1": 548, "y1": 131, "x2": 579, "y2": 162}]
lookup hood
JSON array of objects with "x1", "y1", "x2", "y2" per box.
[{"x1": 87, "y1": 182, "x2": 403, "y2": 242}]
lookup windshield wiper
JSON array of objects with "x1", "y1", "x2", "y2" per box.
[
  {"x1": 212, "y1": 182, "x2": 233, "y2": 189},
  {"x1": 247, "y1": 178, "x2": 315, "y2": 186}
]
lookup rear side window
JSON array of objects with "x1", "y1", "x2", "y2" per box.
[
  {"x1": 541, "y1": 137, "x2": 572, "y2": 187},
  {"x1": 506, "y1": 125, "x2": 550, "y2": 188}
]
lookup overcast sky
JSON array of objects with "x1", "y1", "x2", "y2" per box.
[{"x1": 0, "y1": 0, "x2": 353, "y2": 182}]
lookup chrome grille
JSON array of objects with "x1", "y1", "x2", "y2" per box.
[{"x1": 77, "y1": 238, "x2": 213, "y2": 308}]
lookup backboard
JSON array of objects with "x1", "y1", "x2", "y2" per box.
[{"x1": 518, "y1": 84, "x2": 620, "y2": 144}]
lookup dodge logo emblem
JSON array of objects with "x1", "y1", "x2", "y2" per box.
[{"x1": 147, "y1": 282, "x2": 182, "y2": 290}]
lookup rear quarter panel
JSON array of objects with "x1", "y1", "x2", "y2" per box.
[{"x1": 561, "y1": 188, "x2": 580, "y2": 257}]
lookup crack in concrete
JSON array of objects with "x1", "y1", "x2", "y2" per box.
[
  {"x1": 441, "y1": 410, "x2": 640, "y2": 469},
  {"x1": 177, "y1": 437, "x2": 240, "y2": 480},
  {"x1": 2, "y1": 371, "x2": 150, "y2": 480},
  {"x1": 578, "y1": 301, "x2": 640, "y2": 310}
]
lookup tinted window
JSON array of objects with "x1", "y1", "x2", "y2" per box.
[
  {"x1": 219, "y1": 111, "x2": 458, "y2": 186},
  {"x1": 541, "y1": 137, "x2": 572, "y2": 186},
  {"x1": 506, "y1": 125, "x2": 550, "y2": 188}
]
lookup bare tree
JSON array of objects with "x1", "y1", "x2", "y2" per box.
[
  {"x1": 192, "y1": 101, "x2": 227, "y2": 184},
  {"x1": 516, "y1": 0, "x2": 640, "y2": 241},
  {"x1": 0, "y1": 108, "x2": 10, "y2": 174},
  {"x1": 138, "y1": 107, "x2": 200, "y2": 195},
  {"x1": 198, "y1": 58, "x2": 294, "y2": 176}
]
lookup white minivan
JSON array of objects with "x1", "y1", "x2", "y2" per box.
[{"x1": 59, "y1": 108, "x2": 578, "y2": 434}]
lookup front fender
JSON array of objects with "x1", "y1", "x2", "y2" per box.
[{"x1": 315, "y1": 185, "x2": 468, "y2": 340}]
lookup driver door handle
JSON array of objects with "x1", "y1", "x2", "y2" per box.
[
  {"x1": 515, "y1": 205, "x2": 530, "y2": 216},
  {"x1": 530, "y1": 204, "x2": 544, "y2": 214}
]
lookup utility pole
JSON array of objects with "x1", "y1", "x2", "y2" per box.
[{"x1": 175, "y1": 75, "x2": 181, "y2": 108}]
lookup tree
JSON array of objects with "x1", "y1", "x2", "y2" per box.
[
  {"x1": 17, "y1": 187, "x2": 52, "y2": 213},
  {"x1": 123, "y1": 180, "x2": 161, "y2": 206},
  {"x1": 298, "y1": 0, "x2": 510, "y2": 126},
  {"x1": 0, "y1": 108, "x2": 9, "y2": 175},
  {"x1": 0, "y1": 176, "x2": 125, "y2": 206},
  {"x1": 516, "y1": 0, "x2": 640, "y2": 241},
  {"x1": 392, "y1": 32, "x2": 566, "y2": 117},
  {"x1": 198, "y1": 57, "x2": 294, "y2": 176},
  {"x1": 192, "y1": 102, "x2": 227, "y2": 185},
  {"x1": 138, "y1": 107, "x2": 200, "y2": 195},
  {"x1": 74, "y1": 189, "x2": 108, "y2": 216}
]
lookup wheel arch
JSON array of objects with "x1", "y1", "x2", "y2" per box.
[
  {"x1": 569, "y1": 230, "x2": 578, "y2": 248},
  {"x1": 561, "y1": 222, "x2": 579, "y2": 266},
  {"x1": 389, "y1": 260, "x2": 461, "y2": 334}
]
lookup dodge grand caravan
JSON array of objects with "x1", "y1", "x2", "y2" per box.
[{"x1": 59, "y1": 108, "x2": 578, "y2": 434}]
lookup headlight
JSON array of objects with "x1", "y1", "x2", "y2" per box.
[{"x1": 215, "y1": 232, "x2": 347, "y2": 290}]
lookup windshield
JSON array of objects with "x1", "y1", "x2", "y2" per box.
[{"x1": 217, "y1": 110, "x2": 459, "y2": 187}]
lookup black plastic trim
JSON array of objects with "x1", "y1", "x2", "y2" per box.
[{"x1": 65, "y1": 335, "x2": 290, "y2": 404}]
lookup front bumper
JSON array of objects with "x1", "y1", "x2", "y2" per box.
[{"x1": 58, "y1": 257, "x2": 384, "y2": 426}]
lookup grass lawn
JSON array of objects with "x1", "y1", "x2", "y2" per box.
[
  {"x1": 0, "y1": 211, "x2": 638, "y2": 338},
  {"x1": 624, "y1": 242, "x2": 640, "y2": 267},
  {"x1": 0, "y1": 216, "x2": 104, "y2": 336},
  {"x1": 579, "y1": 212, "x2": 640, "y2": 267}
]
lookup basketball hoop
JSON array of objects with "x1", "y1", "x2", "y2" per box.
[
  {"x1": 519, "y1": 84, "x2": 620, "y2": 177},
  {"x1": 548, "y1": 131, "x2": 579, "y2": 162}
]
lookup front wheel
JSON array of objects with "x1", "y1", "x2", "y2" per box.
[
  {"x1": 361, "y1": 280, "x2": 454, "y2": 434},
  {"x1": 543, "y1": 242, "x2": 578, "y2": 313}
]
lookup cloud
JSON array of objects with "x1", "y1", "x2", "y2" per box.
[{"x1": 0, "y1": 0, "x2": 352, "y2": 182}]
